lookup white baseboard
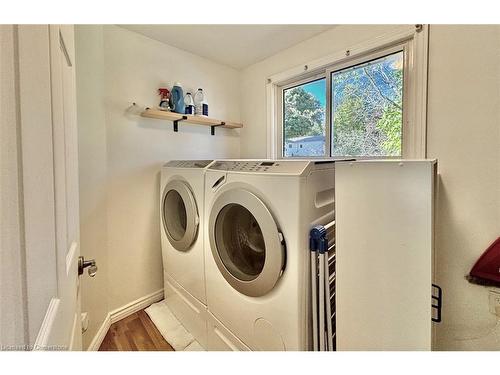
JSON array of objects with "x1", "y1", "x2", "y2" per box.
[
  {"x1": 109, "y1": 289, "x2": 164, "y2": 324},
  {"x1": 87, "y1": 313, "x2": 111, "y2": 351},
  {"x1": 86, "y1": 289, "x2": 164, "y2": 351}
]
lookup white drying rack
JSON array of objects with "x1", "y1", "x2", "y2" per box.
[{"x1": 310, "y1": 220, "x2": 336, "y2": 351}]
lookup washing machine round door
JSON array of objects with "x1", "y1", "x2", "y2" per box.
[
  {"x1": 208, "y1": 188, "x2": 285, "y2": 297},
  {"x1": 162, "y1": 180, "x2": 199, "y2": 252}
]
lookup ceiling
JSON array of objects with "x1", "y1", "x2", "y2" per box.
[{"x1": 119, "y1": 25, "x2": 334, "y2": 69}]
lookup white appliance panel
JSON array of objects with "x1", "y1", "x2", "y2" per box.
[{"x1": 335, "y1": 160, "x2": 436, "y2": 350}]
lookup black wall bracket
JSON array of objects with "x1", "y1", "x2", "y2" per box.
[
  {"x1": 432, "y1": 284, "x2": 442, "y2": 323},
  {"x1": 173, "y1": 116, "x2": 187, "y2": 132},
  {"x1": 211, "y1": 122, "x2": 225, "y2": 136}
]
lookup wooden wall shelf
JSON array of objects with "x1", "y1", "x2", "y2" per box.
[{"x1": 140, "y1": 108, "x2": 243, "y2": 135}]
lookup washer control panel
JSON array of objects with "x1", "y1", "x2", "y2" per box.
[
  {"x1": 163, "y1": 160, "x2": 213, "y2": 168},
  {"x1": 209, "y1": 160, "x2": 310, "y2": 174}
]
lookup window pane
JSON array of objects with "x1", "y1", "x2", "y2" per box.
[
  {"x1": 331, "y1": 51, "x2": 403, "y2": 157},
  {"x1": 283, "y1": 78, "x2": 326, "y2": 157}
]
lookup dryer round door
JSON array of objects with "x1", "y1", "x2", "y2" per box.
[
  {"x1": 162, "y1": 180, "x2": 199, "y2": 252},
  {"x1": 208, "y1": 188, "x2": 285, "y2": 297}
]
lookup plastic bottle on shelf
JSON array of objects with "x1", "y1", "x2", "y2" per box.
[
  {"x1": 170, "y1": 83, "x2": 184, "y2": 114},
  {"x1": 194, "y1": 88, "x2": 204, "y2": 116},
  {"x1": 184, "y1": 92, "x2": 194, "y2": 115},
  {"x1": 201, "y1": 98, "x2": 208, "y2": 116}
]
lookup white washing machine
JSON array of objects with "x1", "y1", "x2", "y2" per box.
[
  {"x1": 204, "y1": 159, "x2": 336, "y2": 350},
  {"x1": 160, "y1": 160, "x2": 213, "y2": 347}
]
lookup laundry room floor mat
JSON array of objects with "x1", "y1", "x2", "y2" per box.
[{"x1": 145, "y1": 301, "x2": 205, "y2": 351}]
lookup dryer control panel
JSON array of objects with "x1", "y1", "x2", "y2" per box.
[
  {"x1": 209, "y1": 160, "x2": 312, "y2": 174},
  {"x1": 163, "y1": 160, "x2": 213, "y2": 168}
]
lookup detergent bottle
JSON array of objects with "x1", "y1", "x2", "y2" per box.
[{"x1": 170, "y1": 83, "x2": 184, "y2": 114}]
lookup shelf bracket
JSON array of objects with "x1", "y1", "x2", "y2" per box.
[
  {"x1": 173, "y1": 116, "x2": 187, "y2": 132},
  {"x1": 211, "y1": 122, "x2": 225, "y2": 136}
]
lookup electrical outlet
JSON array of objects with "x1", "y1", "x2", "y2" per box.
[{"x1": 488, "y1": 290, "x2": 500, "y2": 316}]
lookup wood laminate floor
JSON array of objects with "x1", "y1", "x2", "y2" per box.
[{"x1": 99, "y1": 309, "x2": 173, "y2": 351}]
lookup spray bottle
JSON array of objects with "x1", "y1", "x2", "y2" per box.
[{"x1": 158, "y1": 88, "x2": 171, "y2": 111}]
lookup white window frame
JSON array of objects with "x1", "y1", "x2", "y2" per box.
[{"x1": 267, "y1": 25, "x2": 429, "y2": 159}]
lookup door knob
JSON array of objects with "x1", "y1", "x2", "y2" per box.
[{"x1": 78, "y1": 256, "x2": 98, "y2": 277}]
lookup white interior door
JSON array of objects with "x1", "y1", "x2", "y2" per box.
[
  {"x1": 335, "y1": 160, "x2": 436, "y2": 350},
  {"x1": 25, "y1": 25, "x2": 82, "y2": 351},
  {"x1": 2, "y1": 25, "x2": 81, "y2": 351},
  {"x1": 45, "y1": 24, "x2": 82, "y2": 351}
]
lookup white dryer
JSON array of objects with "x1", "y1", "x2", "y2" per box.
[
  {"x1": 204, "y1": 160, "x2": 336, "y2": 350},
  {"x1": 160, "y1": 160, "x2": 213, "y2": 347}
]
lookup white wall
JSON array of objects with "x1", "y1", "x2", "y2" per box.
[
  {"x1": 239, "y1": 25, "x2": 500, "y2": 350},
  {"x1": 104, "y1": 25, "x2": 241, "y2": 311},
  {"x1": 75, "y1": 25, "x2": 241, "y2": 348},
  {"x1": 427, "y1": 25, "x2": 500, "y2": 350}
]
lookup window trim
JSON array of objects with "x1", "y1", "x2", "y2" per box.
[{"x1": 266, "y1": 25, "x2": 429, "y2": 160}]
